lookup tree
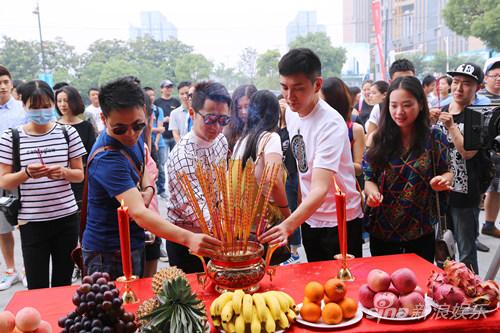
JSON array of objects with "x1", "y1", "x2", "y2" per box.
[
  {"x1": 443, "y1": 0, "x2": 500, "y2": 51},
  {"x1": 211, "y1": 63, "x2": 247, "y2": 91},
  {"x1": 82, "y1": 39, "x2": 130, "y2": 66},
  {"x1": 44, "y1": 37, "x2": 81, "y2": 83},
  {"x1": 396, "y1": 52, "x2": 426, "y2": 77},
  {"x1": 98, "y1": 59, "x2": 139, "y2": 86},
  {"x1": 256, "y1": 49, "x2": 281, "y2": 90},
  {"x1": 238, "y1": 47, "x2": 258, "y2": 83},
  {"x1": 175, "y1": 54, "x2": 213, "y2": 82},
  {"x1": 0, "y1": 37, "x2": 41, "y2": 80},
  {"x1": 289, "y1": 32, "x2": 347, "y2": 77}
]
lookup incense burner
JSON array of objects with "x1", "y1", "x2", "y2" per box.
[{"x1": 195, "y1": 240, "x2": 280, "y2": 293}]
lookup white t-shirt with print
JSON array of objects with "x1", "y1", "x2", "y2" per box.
[
  {"x1": 286, "y1": 99, "x2": 362, "y2": 227},
  {"x1": 0, "y1": 124, "x2": 86, "y2": 222},
  {"x1": 365, "y1": 103, "x2": 380, "y2": 131},
  {"x1": 85, "y1": 105, "x2": 104, "y2": 133}
]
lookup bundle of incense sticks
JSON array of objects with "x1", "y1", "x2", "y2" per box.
[{"x1": 177, "y1": 160, "x2": 280, "y2": 256}]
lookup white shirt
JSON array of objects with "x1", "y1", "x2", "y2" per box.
[
  {"x1": 85, "y1": 105, "x2": 104, "y2": 133},
  {"x1": 365, "y1": 103, "x2": 380, "y2": 132},
  {"x1": 0, "y1": 97, "x2": 26, "y2": 132},
  {"x1": 0, "y1": 124, "x2": 86, "y2": 222},
  {"x1": 286, "y1": 99, "x2": 362, "y2": 227},
  {"x1": 169, "y1": 105, "x2": 190, "y2": 138}
]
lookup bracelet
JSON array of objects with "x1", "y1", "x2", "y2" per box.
[
  {"x1": 25, "y1": 168, "x2": 32, "y2": 178},
  {"x1": 143, "y1": 185, "x2": 156, "y2": 195}
]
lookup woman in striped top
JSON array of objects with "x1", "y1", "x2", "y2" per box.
[{"x1": 0, "y1": 80, "x2": 85, "y2": 289}]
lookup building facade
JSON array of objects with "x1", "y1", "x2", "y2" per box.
[
  {"x1": 129, "y1": 11, "x2": 177, "y2": 42},
  {"x1": 286, "y1": 11, "x2": 326, "y2": 46}
]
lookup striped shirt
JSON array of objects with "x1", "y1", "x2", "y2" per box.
[{"x1": 0, "y1": 124, "x2": 86, "y2": 222}]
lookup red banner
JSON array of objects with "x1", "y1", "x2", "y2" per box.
[{"x1": 372, "y1": 0, "x2": 387, "y2": 81}]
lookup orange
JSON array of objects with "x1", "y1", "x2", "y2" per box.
[
  {"x1": 303, "y1": 297, "x2": 321, "y2": 305},
  {"x1": 304, "y1": 281, "x2": 324, "y2": 303},
  {"x1": 339, "y1": 297, "x2": 358, "y2": 319},
  {"x1": 323, "y1": 294, "x2": 334, "y2": 304},
  {"x1": 324, "y1": 278, "x2": 346, "y2": 302},
  {"x1": 322, "y1": 302, "x2": 343, "y2": 325},
  {"x1": 300, "y1": 302, "x2": 322, "y2": 323}
]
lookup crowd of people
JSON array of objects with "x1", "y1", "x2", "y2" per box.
[{"x1": 0, "y1": 48, "x2": 498, "y2": 291}]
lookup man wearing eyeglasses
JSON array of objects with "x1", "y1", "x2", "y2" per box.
[
  {"x1": 82, "y1": 77, "x2": 221, "y2": 279},
  {"x1": 165, "y1": 81, "x2": 231, "y2": 273}
]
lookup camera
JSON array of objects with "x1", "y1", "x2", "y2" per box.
[{"x1": 464, "y1": 105, "x2": 500, "y2": 151}]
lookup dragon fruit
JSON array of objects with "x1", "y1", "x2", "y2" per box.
[
  {"x1": 474, "y1": 280, "x2": 500, "y2": 309},
  {"x1": 443, "y1": 260, "x2": 478, "y2": 297},
  {"x1": 427, "y1": 271, "x2": 447, "y2": 298},
  {"x1": 434, "y1": 283, "x2": 466, "y2": 306}
]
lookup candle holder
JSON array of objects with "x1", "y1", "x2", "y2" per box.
[
  {"x1": 116, "y1": 275, "x2": 139, "y2": 304},
  {"x1": 334, "y1": 254, "x2": 355, "y2": 282}
]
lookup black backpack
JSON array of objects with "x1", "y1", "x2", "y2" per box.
[{"x1": 476, "y1": 149, "x2": 495, "y2": 194}]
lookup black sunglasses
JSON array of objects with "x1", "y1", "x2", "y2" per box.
[
  {"x1": 195, "y1": 110, "x2": 231, "y2": 126},
  {"x1": 111, "y1": 122, "x2": 147, "y2": 135}
]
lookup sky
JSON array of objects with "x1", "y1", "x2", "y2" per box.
[{"x1": 0, "y1": 0, "x2": 344, "y2": 67}]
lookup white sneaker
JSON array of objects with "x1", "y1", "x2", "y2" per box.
[
  {"x1": 280, "y1": 253, "x2": 301, "y2": 266},
  {"x1": 0, "y1": 269, "x2": 20, "y2": 290},
  {"x1": 19, "y1": 270, "x2": 27, "y2": 288}
]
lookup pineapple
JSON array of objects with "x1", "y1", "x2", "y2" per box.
[
  {"x1": 152, "y1": 266, "x2": 187, "y2": 295},
  {"x1": 136, "y1": 297, "x2": 160, "y2": 326},
  {"x1": 140, "y1": 276, "x2": 207, "y2": 333}
]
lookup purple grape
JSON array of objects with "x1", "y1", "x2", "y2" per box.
[
  {"x1": 77, "y1": 302, "x2": 87, "y2": 315},
  {"x1": 103, "y1": 291, "x2": 113, "y2": 302},
  {"x1": 68, "y1": 312, "x2": 77, "y2": 320},
  {"x1": 125, "y1": 322, "x2": 136, "y2": 333},
  {"x1": 72, "y1": 294, "x2": 81, "y2": 306},
  {"x1": 80, "y1": 283, "x2": 91, "y2": 294},
  {"x1": 102, "y1": 272, "x2": 111, "y2": 281},
  {"x1": 86, "y1": 291, "x2": 96, "y2": 302},
  {"x1": 111, "y1": 289, "x2": 119, "y2": 299},
  {"x1": 83, "y1": 320, "x2": 92, "y2": 331},
  {"x1": 99, "y1": 285, "x2": 110, "y2": 293},
  {"x1": 91, "y1": 327, "x2": 102, "y2": 333},
  {"x1": 69, "y1": 324, "x2": 77, "y2": 333},
  {"x1": 87, "y1": 301, "x2": 97, "y2": 310},
  {"x1": 78, "y1": 330, "x2": 86, "y2": 333},
  {"x1": 96, "y1": 277, "x2": 108, "y2": 285},
  {"x1": 60, "y1": 329, "x2": 68, "y2": 333},
  {"x1": 121, "y1": 312, "x2": 134, "y2": 323},
  {"x1": 82, "y1": 276, "x2": 93, "y2": 284},
  {"x1": 90, "y1": 272, "x2": 102, "y2": 282},
  {"x1": 58, "y1": 316, "x2": 68, "y2": 328},
  {"x1": 91, "y1": 284, "x2": 100, "y2": 294},
  {"x1": 101, "y1": 301, "x2": 112, "y2": 311},
  {"x1": 112, "y1": 298, "x2": 122, "y2": 309},
  {"x1": 74, "y1": 316, "x2": 82, "y2": 323},
  {"x1": 102, "y1": 326, "x2": 112, "y2": 333},
  {"x1": 91, "y1": 319, "x2": 103, "y2": 328},
  {"x1": 74, "y1": 323, "x2": 82, "y2": 332}
]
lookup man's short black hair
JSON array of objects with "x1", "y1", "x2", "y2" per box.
[
  {"x1": 389, "y1": 59, "x2": 416, "y2": 79},
  {"x1": 178, "y1": 81, "x2": 192, "y2": 90},
  {"x1": 422, "y1": 74, "x2": 436, "y2": 87},
  {"x1": 191, "y1": 81, "x2": 231, "y2": 112},
  {"x1": 144, "y1": 86, "x2": 154, "y2": 92},
  {"x1": 98, "y1": 77, "x2": 145, "y2": 117},
  {"x1": 88, "y1": 87, "x2": 99, "y2": 95},
  {"x1": 278, "y1": 48, "x2": 322, "y2": 82},
  {"x1": 53, "y1": 82, "x2": 69, "y2": 91},
  {"x1": 0, "y1": 65, "x2": 11, "y2": 79}
]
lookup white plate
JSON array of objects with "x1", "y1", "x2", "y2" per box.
[
  {"x1": 426, "y1": 295, "x2": 499, "y2": 316},
  {"x1": 359, "y1": 299, "x2": 432, "y2": 321},
  {"x1": 296, "y1": 302, "x2": 363, "y2": 329}
]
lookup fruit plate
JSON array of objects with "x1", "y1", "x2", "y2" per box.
[
  {"x1": 425, "y1": 295, "x2": 499, "y2": 317},
  {"x1": 359, "y1": 299, "x2": 432, "y2": 321},
  {"x1": 296, "y1": 302, "x2": 363, "y2": 329}
]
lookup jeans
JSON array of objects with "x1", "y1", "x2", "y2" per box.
[
  {"x1": 285, "y1": 173, "x2": 301, "y2": 246},
  {"x1": 369, "y1": 232, "x2": 435, "y2": 263},
  {"x1": 301, "y1": 218, "x2": 363, "y2": 262},
  {"x1": 156, "y1": 146, "x2": 167, "y2": 194},
  {"x1": 449, "y1": 206, "x2": 479, "y2": 273},
  {"x1": 83, "y1": 247, "x2": 145, "y2": 281},
  {"x1": 19, "y1": 213, "x2": 78, "y2": 289}
]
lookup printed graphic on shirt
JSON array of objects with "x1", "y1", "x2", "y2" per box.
[
  {"x1": 291, "y1": 131, "x2": 308, "y2": 173},
  {"x1": 442, "y1": 122, "x2": 468, "y2": 194}
]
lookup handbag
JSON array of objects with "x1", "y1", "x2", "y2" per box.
[
  {"x1": 431, "y1": 135, "x2": 456, "y2": 268},
  {"x1": 0, "y1": 128, "x2": 22, "y2": 226}
]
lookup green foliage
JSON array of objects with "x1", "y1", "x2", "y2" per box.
[
  {"x1": 175, "y1": 53, "x2": 213, "y2": 82},
  {"x1": 0, "y1": 37, "x2": 41, "y2": 80},
  {"x1": 396, "y1": 52, "x2": 426, "y2": 75},
  {"x1": 238, "y1": 47, "x2": 258, "y2": 83},
  {"x1": 256, "y1": 49, "x2": 281, "y2": 90},
  {"x1": 212, "y1": 63, "x2": 247, "y2": 91},
  {"x1": 140, "y1": 277, "x2": 206, "y2": 333},
  {"x1": 289, "y1": 32, "x2": 347, "y2": 77},
  {"x1": 443, "y1": 0, "x2": 500, "y2": 51}
]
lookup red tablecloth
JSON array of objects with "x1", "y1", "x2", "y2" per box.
[{"x1": 5, "y1": 254, "x2": 499, "y2": 332}]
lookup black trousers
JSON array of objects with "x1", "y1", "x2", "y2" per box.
[
  {"x1": 165, "y1": 239, "x2": 205, "y2": 273},
  {"x1": 369, "y1": 231, "x2": 435, "y2": 264},
  {"x1": 301, "y1": 218, "x2": 363, "y2": 262},
  {"x1": 19, "y1": 213, "x2": 78, "y2": 289}
]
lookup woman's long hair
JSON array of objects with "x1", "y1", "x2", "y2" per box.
[
  {"x1": 365, "y1": 76, "x2": 430, "y2": 171},
  {"x1": 224, "y1": 84, "x2": 257, "y2": 152},
  {"x1": 321, "y1": 77, "x2": 352, "y2": 121},
  {"x1": 238, "y1": 90, "x2": 280, "y2": 168}
]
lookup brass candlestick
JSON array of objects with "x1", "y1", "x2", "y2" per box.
[
  {"x1": 334, "y1": 254, "x2": 355, "y2": 281},
  {"x1": 116, "y1": 275, "x2": 139, "y2": 304}
]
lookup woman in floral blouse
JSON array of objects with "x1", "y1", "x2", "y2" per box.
[{"x1": 363, "y1": 76, "x2": 453, "y2": 263}]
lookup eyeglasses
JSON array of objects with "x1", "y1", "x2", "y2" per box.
[
  {"x1": 195, "y1": 110, "x2": 231, "y2": 126},
  {"x1": 487, "y1": 74, "x2": 500, "y2": 79},
  {"x1": 111, "y1": 122, "x2": 146, "y2": 135}
]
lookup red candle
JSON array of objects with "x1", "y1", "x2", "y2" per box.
[
  {"x1": 334, "y1": 177, "x2": 347, "y2": 258},
  {"x1": 117, "y1": 200, "x2": 132, "y2": 279}
]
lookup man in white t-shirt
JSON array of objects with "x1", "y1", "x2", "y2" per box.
[
  {"x1": 84, "y1": 88, "x2": 104, "y2": 134},
  {"x1": 260, "y1": 48, "x2": 363, "y2": 262}
]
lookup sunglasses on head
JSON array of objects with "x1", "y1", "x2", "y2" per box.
[
  {"x1": 195, "y1": 110, "x2": 231, "y2": 126},
  {"x1": 111, "y1": 122, "x2": 147, "y2": 135}
]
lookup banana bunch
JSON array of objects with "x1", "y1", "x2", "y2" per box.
[{"x1": 210, "y1": 289, "x2": 298, "y2": 333}]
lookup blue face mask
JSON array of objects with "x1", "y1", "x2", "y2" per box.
[{"x1": 25, "y1": 108, "x2": 55, "y2": 125}]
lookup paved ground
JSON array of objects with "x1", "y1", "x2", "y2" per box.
[{"x1": 1, "y1": 204, "x2": 498, "y2": 310}]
